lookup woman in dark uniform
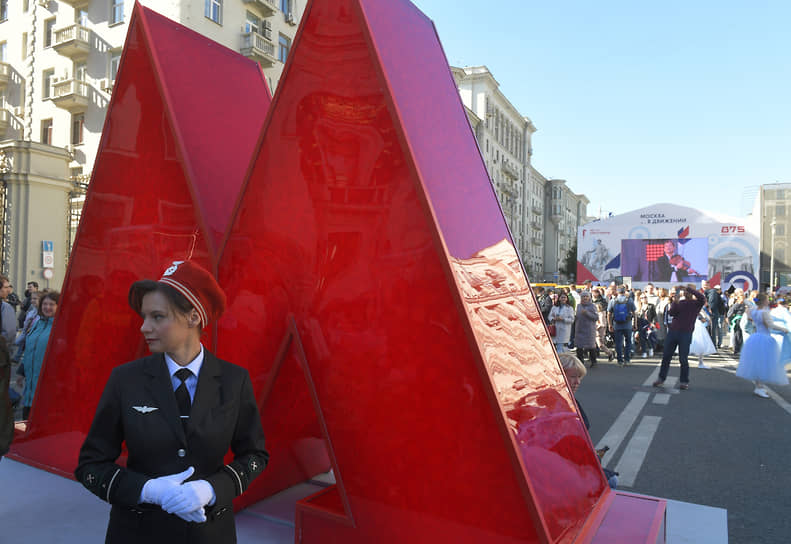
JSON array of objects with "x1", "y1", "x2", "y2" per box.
[{"x1": 76, "y1": 261, "x2": 268, "y2": 544}]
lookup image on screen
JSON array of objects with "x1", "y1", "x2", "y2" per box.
[{"x1": 620, "y1": 238, "x2": 709, "y2": 283}]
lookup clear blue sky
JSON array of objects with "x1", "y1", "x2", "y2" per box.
[{"x1": 411, "y1": 0, "x2": 790, "y2": 220}]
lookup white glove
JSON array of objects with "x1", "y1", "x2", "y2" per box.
[
  {"x1": 160, "y1": 479, "x2": 216, "y2": 518},
  {"x1": 140, "y1": 467, "x2": 194, "y2": 505},
  {"x1": 174, "y1": 507, "x2": 207, "y2": 523}
]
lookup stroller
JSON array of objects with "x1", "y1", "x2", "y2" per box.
[{"x1": 603, "y1": 331, "x2": 615, "y2": 350}]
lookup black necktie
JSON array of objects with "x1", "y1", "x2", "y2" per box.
[{"x1": 174, "y1": 368, "x2": 192, "y2": 428}]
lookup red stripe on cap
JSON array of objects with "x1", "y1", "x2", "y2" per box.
[{"x1": 159, "y1": 277, "x2": 208, "y2": 327}]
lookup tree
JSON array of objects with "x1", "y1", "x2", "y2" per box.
[{"x1": 561, "y1": 241, "x2": 577, "y2": 283}]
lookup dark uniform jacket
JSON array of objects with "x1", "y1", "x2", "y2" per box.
[{"x1": 75, "y1": 351, "x2": 268, "y2": 544}]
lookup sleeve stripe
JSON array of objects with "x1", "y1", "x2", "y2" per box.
[
  {"x1": 106, "y1": 468, "x2": 121, "y2": 502},
  {"x1": 225, "y1": 464, "x2": 243, "y2": 495}
]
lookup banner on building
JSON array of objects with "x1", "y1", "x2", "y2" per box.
[{"x1": 577, "y1": 203, "x2": 759, "y2": 291}]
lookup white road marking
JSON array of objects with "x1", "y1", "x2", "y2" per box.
[
  {"x1": 643, "y1": 367, "x2": 660, "y2": 387},
  {"x1": 642, "y1": 367, "x2": 677, "y2": 389},
  {"x1": 614, "y1": 415, "x2": 662, "y2": 488},
  {"x1": 652, "y1": 393, "x2": 670, "y2": 405},
  {"x1": 765, "y1": 386, "x2": 791, "y2": 417},
  {"x1": 596, "y1": 392, "x2": 650, "y2": 467}
]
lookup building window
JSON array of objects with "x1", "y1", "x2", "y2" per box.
[
  {"x1": 278, "y1": 34, "x2": 290, "y2": 63},
  {"x1": 71, "y1": 113, "x2": 85, "y2": 145},
  {"x1": 76, "y1": 9, "x2": 89, "y2": 26},
  {"x1": 111, "y1": 0, "x2": 124, "y2": 25},
  {"x1": 0, "y1": 41, "x2": 6, "y2": 62},
  {"x1": 776, "y1": 224, "x2": 785, "y2": 236},
  {"x1": 42, "y1": 68, "x2": 54, "y2": 99},
  {"x1": 74, "y1": 61, "x2": 87, "y2": 81},
  {"x1": 0, "y1": 0, "x2": 7, "y2": 22},
  {"x1": 41, "y1": 119, "x2": 53, "y2": 145},
  {"x1": 109, "y1": 50, "x2": 121, "y2": 80},
  {"x1": 204, "y1": 0, "x2": 222, "y2": 24},
  {"x1": 21, "y1": 32, "x2": 27, "y2": 59},
  {"x1": 245, "y1": 10, "x2": 262, "y2": 34},
  {"x1": 44, "y1": 18, "x2": 56, "y2": 48}
]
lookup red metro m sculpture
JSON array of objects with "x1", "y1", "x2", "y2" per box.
[
  {"x1": 12, "y1": 0, "x2": 667, "y2": 542},
  {"x1": 218, "y1": 0, "x2": 666, "y2": 542},
  {"x1": 9, "y1": 4, "x2": 271, "y2": 472}
]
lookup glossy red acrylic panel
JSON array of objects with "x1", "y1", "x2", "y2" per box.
[
  {"x1": 9, "y1": 4, "x2": 271, "y2": 475},
  {"x1": 218, "y1": 0, "x2": 606, "y2": 541}
]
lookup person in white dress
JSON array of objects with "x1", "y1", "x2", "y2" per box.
[
  {"x1": 736, "y1": 293, "x2": 789, "y2": 398},
  {"x1": 769, "y1": 294, "x2": 791, "y2": 368},
  {"x1": 548, "y1": 292, "x2": 575, "y2": 353},
  {"x1": 689, "y1": 308, "x2": 716, "y2": 369}
]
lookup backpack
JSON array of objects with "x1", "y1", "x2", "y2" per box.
[{"x1": 612, "y1": 301, "x2": 630, "y2": 324}]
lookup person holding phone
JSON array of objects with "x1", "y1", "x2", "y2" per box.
[{"x1": 653, "y1": 284, "x2": 705, "y2": 390}]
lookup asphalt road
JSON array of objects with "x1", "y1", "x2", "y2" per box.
[{"x1": 576, "y1": 349, "x2": 791, "y2": 544}]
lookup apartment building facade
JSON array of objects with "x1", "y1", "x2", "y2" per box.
[
  {"x1": 755, "y1": 182, "x2": 791, "y2": 289},
  {"x1": 544, "y1": 178, "x2": 588, "y2": 283},
  {"x1": 0, "y1": 0, "x2": 303, "y2": 288},
  {"x1": 452, "y1": 65, "x2": 588, "y2": 283}
]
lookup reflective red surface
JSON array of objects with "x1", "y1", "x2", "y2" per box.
[
  {"x1": 12, "y1": 1, "x2": 666, "y2": 541},
  {"x1": 219, "y1": 0, "x2": 607, "y2": 541},
  {"x1": 9, "y1": 4, "x2": 271, "y2": 475}
]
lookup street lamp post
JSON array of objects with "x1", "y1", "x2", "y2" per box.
[{"x1": 770, "y1": 218, "x2": 776, "y2": 293}]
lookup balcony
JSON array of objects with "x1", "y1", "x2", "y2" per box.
[
  {"x1": 243, "y1": 0, "x2": 277, "y2": 16},
  {"x1": 531, "y1": 217, "x2": 542, "y2": 230},
  {"x1": 53, "y1": 24, "x2": 91, "y2": 60},
  {"x1": 502, "y1": 160, "x2": 519, "y2": 179},
  {"x1": 0, "y1": 62, "x2": 10, "y2": 90},
  {"x1": 241, "y1": 31, "x2": 277, "y2": 67},
  {"x1": 0, "y1": 108, "x2": 9, "y2": 133},
  {"x1": 51, "y1": 79, "x2": 90, "y2": 112}
]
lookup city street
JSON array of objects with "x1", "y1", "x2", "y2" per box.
[{"x1": 576, "y1": 349, "x2": 791, "y2": 544}]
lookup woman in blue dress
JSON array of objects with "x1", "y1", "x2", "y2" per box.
[
  {"x1": 19, "y1": 290, "x2": 59, "y2": 419},
  {"x1": 736, "y1": 293, "x2": 788, "y2": 398}
]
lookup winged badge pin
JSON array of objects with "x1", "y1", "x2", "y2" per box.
[{"x1": 132, "y1": 406, "x2": 159, "y2": 414}]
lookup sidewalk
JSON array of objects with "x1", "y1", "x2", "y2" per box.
[{"x1": 0, "y1": 458, "x2": 726, "y2": 543}]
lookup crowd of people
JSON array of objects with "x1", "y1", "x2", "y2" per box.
[
  {"x1": 1, "y1": 277, "x2": 60, "y2": 460},
  {"x1": 535, "y1": 279, "x2": 791, "y2": 396}
]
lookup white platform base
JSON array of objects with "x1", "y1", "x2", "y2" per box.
[{"x1": 0, "y1": 459, "x2": 727, "y2": 543}]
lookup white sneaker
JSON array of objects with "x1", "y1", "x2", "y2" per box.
[
  {"x1": 642, "y1": 353, "x2": 647, "y2": 358},
  {"x1": 648, "y1": 349, "x2": 654, "y2": 357},
  {"x1": 753, "y1": 388, "x2": 770, "y2": 398},
  {"x1": 698, "y1": 363, "x2": 711, "y2": 369}
]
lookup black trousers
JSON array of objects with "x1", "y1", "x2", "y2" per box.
[{"x1": 576, "y1": 347, "x2": 598, "y2": 366}]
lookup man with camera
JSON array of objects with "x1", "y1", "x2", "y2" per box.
[{"x1": 653, "y1": 284, "x2": 705, "y2": 390}]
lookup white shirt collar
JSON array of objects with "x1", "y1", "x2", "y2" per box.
[{"x1": 165, "y1": 345, "x2": 205, "y2": 379}]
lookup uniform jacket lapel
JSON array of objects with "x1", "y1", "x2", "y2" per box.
[
  {"x1": 187, "y1": 351, "x2": 222, "y2": 437},
  {"x1": 143, "y1": 354, "x2": 186, "y2": 445}
]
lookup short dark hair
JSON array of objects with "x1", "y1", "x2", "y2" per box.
[
  {"x1": 128, "y1": 280, "x2": 196, "y2": 321},
  {"x1": 27, "y1": 281, "x2": 39, "y2": 288}
]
